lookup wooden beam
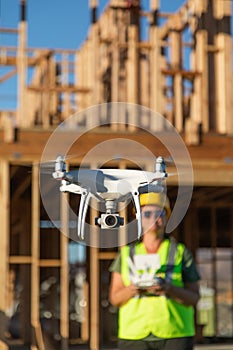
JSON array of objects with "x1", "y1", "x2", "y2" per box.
[
  {"x1": 90, "y1": 162, "x2": 99, "y2": 350},
  {"x1": 170, "y1": 30, "x2": 183, "y2": 131},
  {"x1": 9, "y1": 256, "x2": 32, "y2": 264},
  {"x1": 16, "y1": 20, "x2": 27, "y2": 127},
  {"x1": 0, "y1": 27, "x2": 18, "y2": 34},
  {"x1": 215, "y1": 34, "x2": 232, "y2": 133},
  {"x1": 31, "y1": 163, "x2": 45, "y2": 350},
  {"x1": 61, "y1": 53, "x2": 71, "y2": 120},
  {"x1": 191, "y1": 29, "x2": 209, "y2": 131},
  {"x1": 27, "y1": 85, "x2": 90, "y2": 93},
  {"x1": 0, "y1": 68, "x2": 17, "y2": 83},
  {"x1": 81, "y1": 281, "x2": 89, "y2": 341},
  {"x1": 161, "y1": 68, "x2": 199, "y2": 79},
  {"x1": 39, "y1": 259, "x2": 62, "y2": 267},
  {"x1": 60, "y1": 190, "x2": 69, "y2": 349},
  {"x1": 90, "y1": 242, "x2": 99, "y2": 350},
  {"x1": 149, "y1": 23, "x2": 163, "y2": 130},
  {"x1": 159, "y1": 0, "x2": 208, "y2": 39},
  {"x1": 127, "y1": 25, "x2": 139, "y2": 108},
  {"x1": 29, "y1": 49, "x2": 53, "y2": 66},
  {"x1": 0, "y1": 160, "x2": 9, "y2": 315},
  {"x1": 98, "y1": 252, "x2": 118, "y2": 260},
  {"x1": 118, "y1": 161, "x2": 128, "y2": 246},
  {"x1": 214, "y1": 0, "x2": 233, "y2": 136}
]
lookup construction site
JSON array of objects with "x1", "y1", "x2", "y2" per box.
[{"x1": 0, "y1": 0, "x2": 233, "y2": 349}]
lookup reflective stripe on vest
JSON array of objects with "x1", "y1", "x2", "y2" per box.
[{"x1": 119, "y1": 239, "x2": 195, "y2": 339}]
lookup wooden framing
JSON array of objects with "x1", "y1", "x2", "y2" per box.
[
  {"x1": 0, "y1": 0, "x2": 232, "y2": 349},
  {"x1": 0, "y1": 0, "x2": 231, "y2": 135}
]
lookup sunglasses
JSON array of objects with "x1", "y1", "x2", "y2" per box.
[{"x1": 142, "y1": 210, "x2": 166, "y2": 219}]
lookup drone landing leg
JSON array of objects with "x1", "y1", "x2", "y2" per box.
[
  {"x1": 78, "y1": 190, "x2": 91, "y2": 239},
  {"x1": 132, "y1": 191, "x2": 143, "y2": 240}
]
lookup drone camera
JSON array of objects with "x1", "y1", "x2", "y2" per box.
[{"x1": 95, "y1": 214, "x2": 124, "y2": 229}]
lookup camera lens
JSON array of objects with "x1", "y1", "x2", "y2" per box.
[{"x1": 105, "y1": 215, "x2": 117, "y2": 227}]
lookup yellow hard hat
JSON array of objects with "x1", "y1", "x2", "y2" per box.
[{"x1": 139, "y1": 192, "x2": 171, "y2": 217}]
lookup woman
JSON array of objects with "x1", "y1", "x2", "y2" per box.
[{"x1": 109, "y1": 192, "x2": 200, "y2": 350}]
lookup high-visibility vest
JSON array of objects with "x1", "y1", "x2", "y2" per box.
[{"x1": 118, "y1": 239, "x2": 195, "y2": 339}]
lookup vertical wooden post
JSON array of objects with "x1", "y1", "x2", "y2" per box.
[
  {"x1": 31, "y1": 163, "x2": 44, "y2": 350},
  {"x1": 150, "y1": 0, "x2": 163, "y2": 130},
  {"x1": 60, "y1": 192, "x2": 69, "y2": 350},
  {"x1": 127, "y1": 26, "x2": 138, "y2": 105},
  {"x1": 87, "y1": 21, "x2": 100, "y2": 128},
  {"x1": 41, "y1": 57, "x2": 50, "y2": 129},
  {"x1": 89, "y1": 0, "x2": 99, "y2": 24},
  {"x1": 74, "y1": 51, "x2": 81, "y2": 113},
  {"x1": 17, "y1": 0, "x2": 27, "y2": 128},
  {"x1": 214, "y1": 0, "x2": 233, "y2": 134},
  {"x1": 111, "y1": 22, "x2": 120, "y2": 131},
  {"x1": 140, "y1": 48, "x2": 150, "y2": 108},
  {"x1": 90, "y1": 163, "x2": 99, "y2": 350},
  {"x1": 111, "y1": 44, "x2": 119, "y2": 110},
  {"x1": 90, "y1": 243, "x2": 99, "y2": 350},
  {"x1": 0, "y1": 160, "x2": 9, "y2": 350},
  {"x1": 170, "y1": 30, "x2": 183, "y2": 132},
  {"x1": 49, "y1": 56, "x2": 59, "y2": 124},
  {"x1": 191, "y1": 29, "x2": 209, "y2": 131},
  {"x1": 62, "y1": 53, "x2": 70, "y2": 120},
  {"x1": 118, "y1": 161, "x2": 127, "y2": 247},
  {"x1": 127, "y1": 20, "x2": 139, "y2": 130}
]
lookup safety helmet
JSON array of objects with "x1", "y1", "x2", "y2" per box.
[{"x1": 139, "y1": 192, "x2": 171, "y2": 217}]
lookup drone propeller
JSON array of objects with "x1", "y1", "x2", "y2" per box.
[
  {"x1": 40, "y1": 154, "x2": 77, "y2": 166},
  {"x1": 39, "y1": 154, "x2": 84, "y2": 175}
]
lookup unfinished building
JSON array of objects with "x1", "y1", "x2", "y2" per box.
[{"x1": 0, "y1": 0, "x2": 233, "y2": 349}]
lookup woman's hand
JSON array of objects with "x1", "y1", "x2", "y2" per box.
[
  {"x1": 109, "y1": 272, "x2": 139, "y2": 307},
  {"x1": 146, "y1": 279, "x2": 168, "y2": 296}
]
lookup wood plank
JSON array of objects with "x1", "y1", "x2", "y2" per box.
[
  {"x1": 215, "y1": 33, "x2": 233, "y2": 134},
  {"x1": 27, "y1": 84, "x2": 90, "y2": 94},
  {"x1": 90, "y1": 245, "x2": 99, "y2": 350},
  {"x1": 170, "y1": 30, "x2": 183, "y2": 131},
  {"x1": 60, "y1": 190, "x2": 69, "y2": 349},
  {"x1": 39, "y1": 259, "x2": 62, "y2": 267},
  {"x1": 127, "y1": 25, "x2": 138, "y2": 106},
  {"x1": 31, "y1": 162, "x2": 45, "y2": 350},
  {"x1": 149, "y1": 25, "x2": 163, "y2": 129},
  {"x1": 0, "y1": 27, "x2": 18, "y2": 33},
  {"x1": 98, "y1": 252, "x2": 118, "y2": 260},
  {"x1": 9, "y1": 256, "x2": 32, "y2": 264},
  {"x1": 0, "y1": 161, "x2": 9, "y2": 312},
  {"x1": 81, "y1": 281, "x2": 89, "y2": 342},
  {"x1": 90, "y1": 162, "x2": 99, "y2": 350},
  {"x1": 159, "y1": 0, "x2": 208, "y2": 39},
  {"x1": 17, "y1": 21, "x2": 27, "y2": 127},
  {"x1": 0, "y1": 68, "x2": 17, "y2": 83}
]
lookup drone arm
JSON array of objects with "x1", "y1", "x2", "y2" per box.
[{"x1": 132, "y1": 190, "x2": 142, "y2": 240}]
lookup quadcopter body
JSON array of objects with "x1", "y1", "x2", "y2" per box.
[{"x1": 52, "y1": 156, "x2": 168, "y2": 239}]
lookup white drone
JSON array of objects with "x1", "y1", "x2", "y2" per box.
[{"x1": 52, "y1": 156, "x2": 168, "y2": 240}]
